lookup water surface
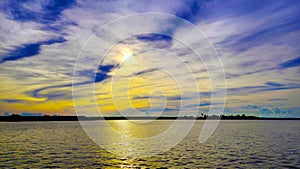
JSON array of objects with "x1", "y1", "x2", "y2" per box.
[{"x1": 1, "y1": 120, "x2": 299, "y2": 168}]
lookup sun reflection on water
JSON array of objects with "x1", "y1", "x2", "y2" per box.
[{"x1": 107, "y1": 120, "x2": 174, "y2": 138}]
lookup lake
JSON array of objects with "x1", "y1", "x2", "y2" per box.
[{"x1": 1, "y1": 120, "x2": 299, "y2": 168}]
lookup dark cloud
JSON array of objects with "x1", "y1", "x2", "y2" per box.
[
  {"x1": 98, "y1": 64, "x2": 115, "y2": 72},
  {"x1": 265, "y1": 82, "x2": 285, "y2": 87},
  {"x1": 132, "y1": 95, "x2": 184, "y2": 101},
  {"x1": 133, "y1": 68, "x2": 161, "y2": 76},
  {"x1": 199, "y1": 91, "x2": 213, "y2": 98},
  {"x1": 167, "y1": 95, "x2": 190, "y2": 101},
  {"x1": 198, "y1": 102, "x2": 211, "y2": 107},
  {"x1": 95, "y1": 64, "x2": 118, "y2": 83},
  {"x1": 1, "y1": 99, "x2": 23, "y2": 103},
  {"x1": 137, "y1": 34, "x2": 172, "y2": 42},
  {"x1": 254, "y1": 85, "x2": 299, "y2": 93},
  {"x1": 1, "y1": 0, "x2": 76, "y2": 23},
  {"x1": 136, "y1": 34, "x2": 173, "y2": 48},
  {"x1": 0, "y1": 37, "x2": 66, "y2": 64},
  {"x1": 268, "y1": 98, "x2": 288, "y2": 101},
  {"x1": 0, "y1": 44, "x2": 40, "y2": 64},
  {"x1": 184, "y1": 102, "x2": 223, "y2": 108},
  {"x1": 278, "y1": 57, "x2": 300, "y2": 68},
  {"x1": 132, "y1": 96, "x2": 151, "y2": 100}
]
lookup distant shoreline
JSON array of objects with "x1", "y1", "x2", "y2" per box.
[{"x1": 0, "y1": 115, "x2": 299, "y2": 122}]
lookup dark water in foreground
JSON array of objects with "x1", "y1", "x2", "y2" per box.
[{"x1": 1, "y1": 120, "x2": 299, "y2": 168}]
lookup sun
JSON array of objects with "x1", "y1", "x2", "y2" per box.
[
  {"x1": 124, "y1": 52, "x2": 132, "y2": 60},
  {"x1": 122, "y1": 49, "x2": 132, "y2": 61}
]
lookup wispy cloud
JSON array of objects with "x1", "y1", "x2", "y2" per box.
[{"x1": 0, "y1": 0, "x2": 299, "y2": 116}]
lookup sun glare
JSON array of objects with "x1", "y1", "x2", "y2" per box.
[{"x1": 122, "y1": 49, "x2": 132, "y2": 61}]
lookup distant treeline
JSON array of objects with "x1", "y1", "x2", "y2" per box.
[{"x1": 0, "y1": 114, "x2": 299, "y2": 122}]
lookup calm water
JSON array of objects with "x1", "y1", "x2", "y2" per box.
[{"x1": 1, "y1": 120, "x2": 299, "y2": 168}]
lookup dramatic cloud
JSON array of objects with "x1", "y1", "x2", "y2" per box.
[{"x1": 0, "y1": 0, "x2": 299, "y2": 117}]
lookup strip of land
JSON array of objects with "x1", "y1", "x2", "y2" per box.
[{"x1": 0, "y1": 114, "x2": 299, "y2": 122}]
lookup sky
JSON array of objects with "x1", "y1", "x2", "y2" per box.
[{"x1": 0, "y1": 0, "x2": 299, "y2": 117}]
